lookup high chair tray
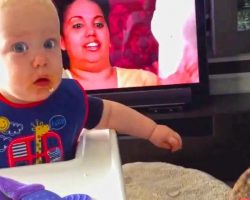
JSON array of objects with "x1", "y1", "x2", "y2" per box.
[{"x1": 0, "y1": 129, "x2": 126, "y2": 200}]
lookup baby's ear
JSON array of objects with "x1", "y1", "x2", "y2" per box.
[{"x1": 60, "y1": 36, "x2": 66, "y2": 51}]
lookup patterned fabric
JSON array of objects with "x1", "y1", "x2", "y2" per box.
[
  {"x1": 229, "y1": 168, "x2": 250, "y2": 200},
  {"x1": 0, "y1": 79, "x2": 87, "y2": 168}
]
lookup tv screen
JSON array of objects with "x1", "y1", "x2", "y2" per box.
[{"x1": 54, "y1": 0, "x2": 209, "y2": 111}]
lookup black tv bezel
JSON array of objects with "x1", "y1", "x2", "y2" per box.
[
  {"x1": 86, "y1": 0, "x2": 209, "y2": 110},
  {"x1": 210, "y1": 0, "x2": 250, "y2": 57}
]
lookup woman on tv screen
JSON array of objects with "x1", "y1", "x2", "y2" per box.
[
  {"x1": 54, "y1": 0, "x2": 198, "y2": 90},
  {"x1": 54, "y1": 0, "x2": 159, "y2": 90}
]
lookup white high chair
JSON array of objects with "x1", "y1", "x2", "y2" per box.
[{"x1": 0, "y1": 129, "x2": 126, "y2": 200}]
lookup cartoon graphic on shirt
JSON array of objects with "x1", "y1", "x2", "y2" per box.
[
  {"x1": 0, "y1": 116, "x2": 10, "y2": 132},
  {"x1": 0, "y1": 135, "x2": 11, "y2": 152},
  {"x1": 31, "y1": 120, "x2": 50, "y2": 164},
  {"x1": 0, "y1": 115, "x2": 67, "y2": 167},
  {"x1": 4, "y1": 122, "x2": 23, "y2": 136},
  {"x1": 49, "y1": 115, "x2": 67, "y2": 130}
]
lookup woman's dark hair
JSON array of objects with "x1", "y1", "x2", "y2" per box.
[{"x1": 53, "y1": 0, "x2": 110, "y2": 36}]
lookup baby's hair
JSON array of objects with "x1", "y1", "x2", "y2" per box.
[{"x1": 0, "y1": 0, "x2": 56, "y2": 10}]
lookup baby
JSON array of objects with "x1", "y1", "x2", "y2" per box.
[{"x1": 0, "y1": 0, "x2": 182, "y2": 168}]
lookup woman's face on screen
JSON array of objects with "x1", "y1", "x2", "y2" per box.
[{"x1": 61, "y1": 0, "x2": 110, "y2": 69}]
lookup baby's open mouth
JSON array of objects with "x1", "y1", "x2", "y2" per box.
[{"x1": 34, "y1": 78, "x2": 51, "y2": 87}]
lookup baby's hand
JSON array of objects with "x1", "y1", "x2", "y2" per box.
[{"x1": 148, "y1": 125, "x2": 182, "y2": 152}]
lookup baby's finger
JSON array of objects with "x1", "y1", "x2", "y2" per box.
[
  {"x1": 158, "y1": 142, "x2": 171, "y2": 150},
  {"x1": 172, "y1": 132, "x2": 182, "y2": 147},
  {"x1": 169, "y1": 137, "x2": 182, "y2": 152}
]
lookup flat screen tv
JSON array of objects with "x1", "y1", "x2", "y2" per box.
[{"x1": 56, "y1": 0, "x2": 209, "y2": 112}]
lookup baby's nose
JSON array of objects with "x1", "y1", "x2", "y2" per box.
[{"x1": 32, "y1": 55, "x2": 48, "y2": 68}]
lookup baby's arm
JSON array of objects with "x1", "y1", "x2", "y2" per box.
[{"x1": 95, "y1": 99, "x2": 182, "y2": 152}]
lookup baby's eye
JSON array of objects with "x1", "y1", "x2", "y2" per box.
[
  {"x1": 11, "y1": 42, "x2": 28, "y2": 53},
  {"x1": 44, "y1": 39, "x2": 56, "y2": 49},
  {"x1": 72, "y1": 23, "x2": 83, "y2": 29},
  {"x1": 95, "y1": 22, "x2": 104, "y2": 28}
]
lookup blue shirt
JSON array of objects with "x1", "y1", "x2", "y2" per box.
[{"x1": 0, "y1": 79, "x2": 103, "y2": 168}]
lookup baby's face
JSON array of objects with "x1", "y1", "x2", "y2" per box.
[{"x1": 0, "y1": 0, "x2": 63, "y2": 103}]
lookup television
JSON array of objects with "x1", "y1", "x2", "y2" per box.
[{"x1": 58, "y1": 0, "x2": 209, "y2": 112}]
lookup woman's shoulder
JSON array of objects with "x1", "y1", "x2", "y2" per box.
[
  {"x1": 116, "y1": 67, "x2": 157, "y2": 77},
  {"x1": 115, "y1": 67, "x2": 159, "y2": 87}
]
